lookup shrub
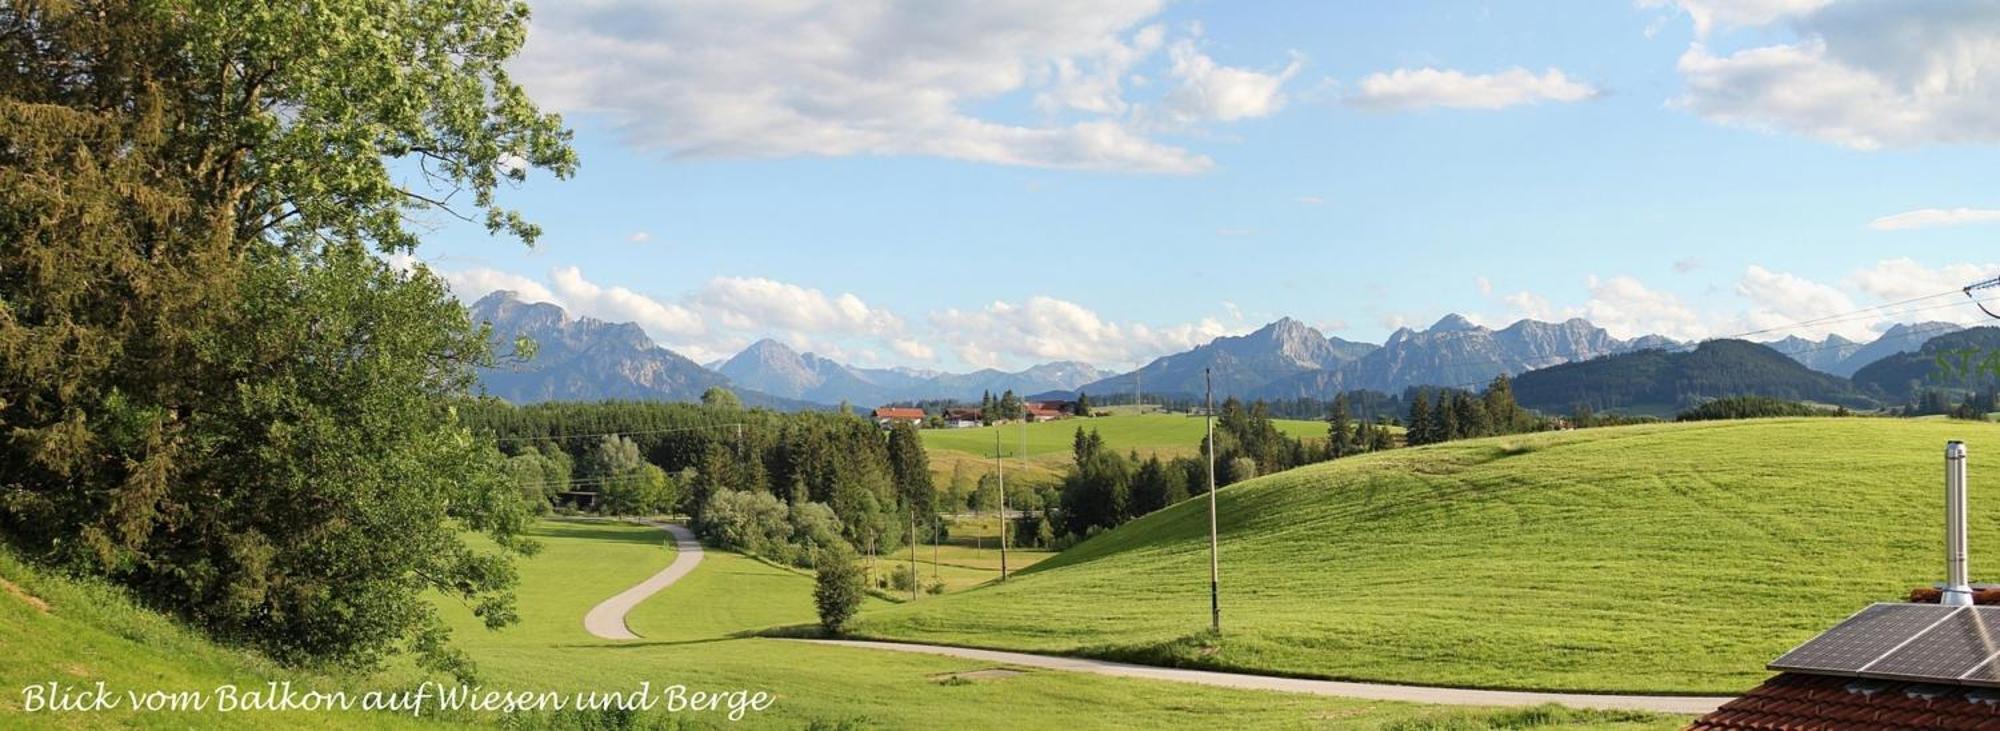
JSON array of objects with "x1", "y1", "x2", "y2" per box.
[
  {"x1": 813, "y1": 547, "x2": 866, "y2": 635},
  {"x1": 698, "y1": 490, "x2": 790, "y2": 554}
]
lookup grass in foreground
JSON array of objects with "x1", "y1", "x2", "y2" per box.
[
  {"x1": 437, "y1": 520, "x2": 1680, "y2": 728},
  {"x1": 0, "y1": 549, "x2": 445, "y2": 730},
  {"x1": 0, "y1": 517, "x2": 1681, "y2": 729},
  {"x1": 855, "y1": 418, "x2": 1998, "y2": 695}
]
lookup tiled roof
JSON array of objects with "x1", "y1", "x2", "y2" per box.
[
  {"x1": 872, "y1": 407, "x2": 925, "y2": 420},
  {"x1": 1690, "y1": 672, "x2": 2000, "y2": 730}
]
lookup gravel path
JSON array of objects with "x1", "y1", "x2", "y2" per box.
[
  {"x1": 581, "y1": 522, "x2": 703, "y2": 641},
  {"x1": 795, "y1": 639, "x2": 1730, "y2": 715}
]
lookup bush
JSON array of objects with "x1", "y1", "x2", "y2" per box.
[
  {"x1": 887, "y1": 563, "x2": 919, "y2": 593},
  {"x1": 697, "y1": 489, "x2": 790, "y2": 555},
  {"x1": 813, "y1": 547, "x2": 866, "y2": 635}
]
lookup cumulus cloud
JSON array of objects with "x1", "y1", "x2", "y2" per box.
[
  {"x1": 445, "y1": 267, "x2": 560, "y2": 306},
  {"x1": 1734, "y1": 264, "x2": 1864, "y2": 339},
  {"x1": 1869, "y1": 208, "x2": 2000, "y2": 231},
  {"x1": 1346, "y1": 67, "x2": 1599, "y2": 111},
  {"x1": 1159, "y1": 39, "x2": 1301, "y2": 123},
  {"x1": 1638, "y1": 0, "x2": 1834, "y2": 37},
  {"x1": 1845, "y1": 258, "x2": 2000, "y2": 310},
  {"x1": 1667, "y1": 2, "x2": 2000, "y2": 149},
  {"x1": 549, "y1": 267, "x2": 706, "y2": 338},
  {"x1": 929, "y1": 296, "x2": 1238, "y2": 368},
  {"x1": 512, "y1": 2, "x2": 1297, "y2": 173},
  {"x1": 693, "y1": 276, "x2": 903, "y2": 338}
]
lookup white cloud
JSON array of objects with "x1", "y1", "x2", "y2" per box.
[
  {"x1": 1673, "y1": 257, "x2": 1703, "y2": 274},
  {"x1": 1295, "y1": 195, "x2": 1325, "y2": 206},
  {"x1": 1869, "y1": 208, "x2": 2000, "y2": 231},
  {"x1": 445, "y1": 267, "x2": 560, "y2": 306},
  {"x1": 628, "y1": 231, "x2": 652, "y2": 243},
  {"x1": 549, "y1": 266, "x2": 706, "y2": 338},
  {"x1": 1667, "y1": 3, "x2": 2000, "y2": 149},
  {"x1": 929, "y1": 296, "x2": 1238, "y2": 369},
  {"x1": 512, "y1": 2, "x2": 1300, "y2": 174},
  {"x1": 693, "y1": 276, "x2": 903, "y2": 338},
  {"x1": 891, "y1": 338, "x2": 938, "y2": 362},
  {"x1": 1579, "y1": 275, "x2": 1708, "y2": 340},
  {"x1": 1734, "y1": 264, "x2": 1865, "y2": 339},
  {"x1": 1346, "y1": 67, "x2": 1598, "y2": 111},
  {"x1": 1159, "y1": 40, "x2": 1301, "y2": 123},
  {"x1": 1846, "y1": 258, "x2": 2000, "y2": 314},
  {"x1": 1638, "y1": 0, "x2": 1834, "y2": 37},
  {"x1": 1475, "y1": 276, "x2": 1494, "y2": 296}
]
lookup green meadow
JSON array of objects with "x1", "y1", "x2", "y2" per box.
[
  {"x1": 921, "y1": 413, "x2": 1333, "y2": 460},
  {"x1": 856, "y1": 418, "x2": 2000, "y2": 695},
  {"x1": 1, "y1": 519, "x2": 1681, "y2": 729}
]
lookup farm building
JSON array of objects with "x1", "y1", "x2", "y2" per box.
[{"x1": 870, "y1": 407, "x2": 925, "y2": 427}]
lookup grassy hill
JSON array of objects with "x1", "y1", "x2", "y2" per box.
[
  {"x1": 853, "y1": 418, "x2": 1995, "y2": 695},
  {"x1": 0, "y1": 518, "x2": 1677, "y2": 728},
  {"x1": 922, "y1": 414, "x2": 1330, "y2": 459},
  {"x1": 0, "y1": 549, "x2": 440, "y2": 729},
  {"x1": 1512, "y1": 340, "x2": 1876, "y2": 414},
  {"x1": 436, "y1": 520, "x2": 1673, "y2": 728}
]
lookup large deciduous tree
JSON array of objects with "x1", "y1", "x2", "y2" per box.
[{"x1": 0, "y1": 0, "x2": 573, "y2": 674}]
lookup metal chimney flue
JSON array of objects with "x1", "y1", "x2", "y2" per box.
[{"x1": 1946, "y1": 440, "x2": 1973, "y2": 607}]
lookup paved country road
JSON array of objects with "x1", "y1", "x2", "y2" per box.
[
  {"x1": 583, "y1": 522, "x2": 1728, "y2": 715},
  {"x1": 581, "y1": 522, "x2": 704, "y2": 640},
  {"x1": 794, "y1": 639, "x2": 1731, "y2": 715}
]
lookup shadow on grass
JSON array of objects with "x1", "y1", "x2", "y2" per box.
[{"x1": 534, "y1": 520, "x2": 669, "y2": 546}]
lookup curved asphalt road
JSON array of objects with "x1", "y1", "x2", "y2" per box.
[
  {"x1": 581, "y1": 521, "x2": 704, "y2": 640},
  {"x1": 796, "y1": 639, "x2": 1730, "y2": 715},
  {"x1": 578, "y1": 522, "x2": 1727, "y2": 714}
]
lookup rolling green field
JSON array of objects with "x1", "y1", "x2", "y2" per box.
[
  {"x1": 921, "y1": 413, "x2": 1332, "y2": 459},
  {"x1": 0, "y1": 549, "x2": 443, "y2": 730},
  {"x1": 855, "y1": 418, "x2": 2000, "y2": 695},
  {"x1": 0, "y1": 519, "x2": 1680, "y2": 729}
]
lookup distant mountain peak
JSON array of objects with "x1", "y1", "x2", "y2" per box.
[{"x1": 1429, "y1": 313, "x2": 1480, "y2": 332}]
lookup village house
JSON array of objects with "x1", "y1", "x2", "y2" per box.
[{"x1": 869, "y1": 407, "x2": 925, "y2": 427}]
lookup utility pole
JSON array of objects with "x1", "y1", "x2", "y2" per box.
[
  {"x1": 997, "y1": 429, "x2": 1009, "y2": 581},
  {"x1": 1205, "y1": 367, "x2": 1220, "y2": 633}
]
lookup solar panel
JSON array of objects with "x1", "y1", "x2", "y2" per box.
[
  {"x1": 1770, "y1": 603, "x2": 1962, "y2": 674},
  {"x1": 1868, "y1": 607, "x2": 2000, "y2": 681}
]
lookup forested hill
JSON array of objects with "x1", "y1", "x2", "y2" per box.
[
  {"x1": 1850, "y1": 326, "x2": 2000, "y2": 401},
  {"x1": 1511, "y1": 339, "x2": 1877, "y2": 414}
]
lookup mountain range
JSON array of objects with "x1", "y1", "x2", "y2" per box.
[
  {"x1": 717, "y1": 338, "x2": 1111, "y2": 405},
  {"x1": 1072, "y1": 317, "x2": 1377, "y2": 399},
  {"x1": 470, "y1": 292, "x2": 1108, "y2": 408},
  {"x1": 1765, "y1": 322, "x2": 1962, "y2": 377},
  {"x1": 468, "y1": 290, "x2": 1966, "y2": 411}
]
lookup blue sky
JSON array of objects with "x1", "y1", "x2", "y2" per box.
[{"x1": 410, "y1": 0, "x2": 2000, "y2": 371}]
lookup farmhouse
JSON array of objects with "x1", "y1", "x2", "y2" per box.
[
  {"x1": 870, "y1": 407, "x2": 925, "y2": 427},
  {"x1": 943, "y1": 408, "x2": 982, "y2": 428},
  {"x1": 1024, "y1": 403, "x2": 1065, "y2": 422}
]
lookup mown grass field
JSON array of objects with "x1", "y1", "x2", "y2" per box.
[
  {"x1": 921, "y1": 413, "x2": 1332, "y2": 459},
  {"x1": 435, "y1": 520, "x2": 1677, "y2": 728},
  {"x1": 0, "y1": 519, "x2": 1677, "y2": 729},
  {"x1": 855, "y1": 418, "x2": 2000, "y2": 695}
]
